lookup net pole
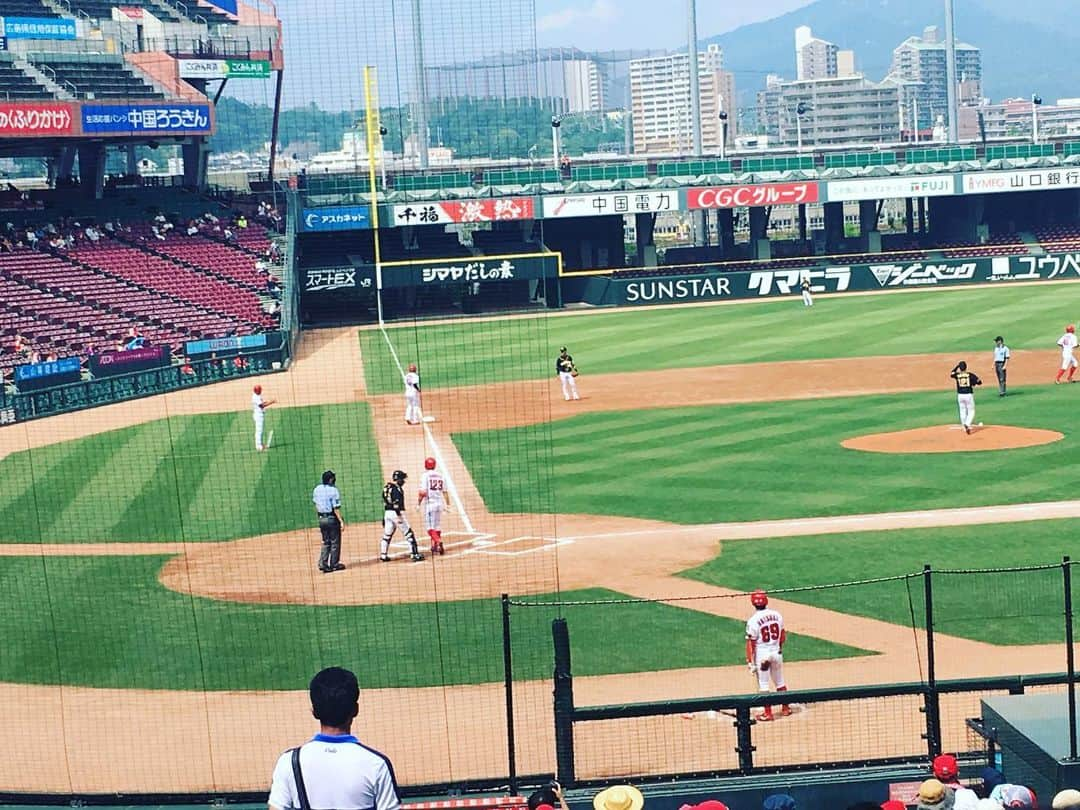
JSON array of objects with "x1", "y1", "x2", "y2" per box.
[
  {"x1": 501, "y1": 594, "x2": 518, "y2": 792},
  {"x1": 1065, "y1": 556, "x2": 1078, "y2": 760},
  {"x1": 923, "y1": 563, "x2": 941, "y2": 756},
  {"x1": 363, "y1": 65, "x2": 385, "y2": 326}
]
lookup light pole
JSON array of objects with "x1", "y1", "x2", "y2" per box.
[
  {"x1": 1032, "y1": 93, "x2": 1043, "y2": 144},
  {"x1": 378, "y1": 124, "x2": 388, "y2": 190},
  {"x1": 717, "y1": 94, "x2": 728, "y2": 161},
  {"x1": 551, "y1": 114, "x2": 562, "y2": 171},
  {"x1": 795, "y1": 101, "x2": 811, "y2": 154}
]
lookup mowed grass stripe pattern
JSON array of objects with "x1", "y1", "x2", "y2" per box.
[
  {"x1": 361, "y1": 283, "x2": 1080, "y2": 393},
  {"x1": 0, "y1": 403, "x2": 384, "y2": 544},
  {"x1": 681, "y1": 520, "x2": 1080, "y2": 645},
  {"x1": 0, "y1": 555, "x2": 867, "y2": 690},
  {"x1": 455, "y1": 385, "x2": 1080, "y2": 525}
]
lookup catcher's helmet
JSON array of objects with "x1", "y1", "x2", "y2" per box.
[
  {"x1": 750, "y1": 589, "x2": 769, "y2": 608},
  {"x1": 1069, "y1": 325, "x2": 1076, "y2": 334},
  {"x1": 424, "y1": 457, "x2": 436, "y2": 470},
  {"x1": 392, "y1": 470, "x2": 407, "y2": 483},
  {"x1": 322, "y1": 470, "x2": 336, "y2": 485}
]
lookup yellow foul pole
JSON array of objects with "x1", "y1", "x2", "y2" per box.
[{"x1": 363, "y1": 66, "x2": 384, "y2": 320}]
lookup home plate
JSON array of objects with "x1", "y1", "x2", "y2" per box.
[{"x1": 422, "y1": 416, "x2": 437, "y2": 423}]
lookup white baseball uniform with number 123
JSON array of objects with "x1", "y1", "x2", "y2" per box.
[
  {"x1": 1060, "y1": 332, "x2": 1078, "y2": 369},
  {"x1": 420, "y1": 470, "x2": 445, "y2": 530},
  {"x1": 746, "y1": 608, "x2": 787, "y2": 691}
]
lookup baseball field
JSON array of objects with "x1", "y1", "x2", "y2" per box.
[{"x1": 6, "y1": 280, "x2": 1080, "y2": 795}]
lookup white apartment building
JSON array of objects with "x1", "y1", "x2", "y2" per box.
[
  {"x1": 629, "y1": 44, "x2": 736, "y2": 153},
  {"x1": 889, "y1": 26, "x2": 981, "y2": 130},
  {"x1": 795, "y1": 26, "x2": 838, "y2": 81},
  {"x1": 761, "y1": 74, "x2": 900, "y2": 147}
]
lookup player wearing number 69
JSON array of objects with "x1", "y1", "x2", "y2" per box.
[{"x1": 745, "y1": 590, "x2": 791, "y2": 722}]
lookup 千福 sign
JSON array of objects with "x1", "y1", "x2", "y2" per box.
[{"x1": 391, "y1": 198, "x2": 534, "y2": 225}]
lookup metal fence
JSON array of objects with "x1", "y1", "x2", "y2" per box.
[{"x1": 497, "y1": 560, "x2": 1080, "y2": 792}]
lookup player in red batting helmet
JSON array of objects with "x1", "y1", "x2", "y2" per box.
[
  {"x1": 424, "y1": 457, "x2": 436, "y2": 470},
  {"x1": 751, "y1": 590, "x2": 769, "y2": 608}
]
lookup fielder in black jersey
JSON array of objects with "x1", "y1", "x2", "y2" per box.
[
  {"x1": 950, "y1": 361, "x2": 982, "y2": 434},
  {"x1": 556, "y1": 347, "x2": 580, "y2": 401},
  {"x1": 379, "y1": 470, "x2": 423, "y2": 562}
]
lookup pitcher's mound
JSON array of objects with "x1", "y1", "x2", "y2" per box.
[{"x1": 843, "y1": 425, "x2": 1064, "y2": 454}]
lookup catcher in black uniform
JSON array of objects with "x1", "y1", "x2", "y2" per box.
[{"x1": 379, "y1": 470, "x2": 424, "y2": 562}]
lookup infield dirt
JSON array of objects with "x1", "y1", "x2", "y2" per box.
[{"x1": 2, "y1": 327, "x2": 1077, "y2": 794}]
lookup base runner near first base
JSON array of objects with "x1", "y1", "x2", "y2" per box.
[
  {"x1": 418, "y1": 457, "x2": 446, "y2": 556},
  {"x1": 745, "y1": 590, "x2": 790, "y2": 722},
  {"x1": 380, "y1": 470, "x2": 423, "y2": 562}
]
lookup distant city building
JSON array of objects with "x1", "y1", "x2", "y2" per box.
[
  {"x1": 794, "y1": 26, "x2": 838, "y2": 81},
  {"x1": 959, "y1": 98, "x2": 1080, "y2": 140},
  {"x1": 888, "y1": 26, "x2": 981, "y2": 130},
  {"x1": 758, "y1": 74, "x2": 900, "y2": 147},
  {"x1": 629, "y1": 44, "x2": 737, "y2": 153}
]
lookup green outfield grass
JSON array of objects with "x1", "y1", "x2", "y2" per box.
[
  {"x1": 361, "y1": 282, "x2": 1080, "y2": 393},
  {"x1": 0, "y1": 555, "x2": 865, "y2": 689},
  {"x1": 0, "y1": 403, "x2": 383, "y2": 543},
  {"x1": 681, "y1": 520, "x2": 1080, "y2": 645},
  {"x1": 454, "y1": 385, "x2": 1080, "y2": 524}
]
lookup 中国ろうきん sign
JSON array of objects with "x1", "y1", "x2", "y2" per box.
[{"x1": 82, "y1": 103, "x2": 213, "y2": 134}]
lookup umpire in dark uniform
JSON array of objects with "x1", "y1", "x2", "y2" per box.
[{"x1": 312, "y1": 470, "x2": 345, "y2": 573}]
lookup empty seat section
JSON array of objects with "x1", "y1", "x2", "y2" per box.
[{"x1": 34, "y1": 56, "x2": 163, "y2": 99}]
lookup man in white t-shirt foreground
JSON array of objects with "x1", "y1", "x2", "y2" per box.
[
  {"x1": 745, "y1": 589, "x2": 791, "y2": 722},
  {"x1": 269, "y1": 667, "x2": 401, "y2": 810}
]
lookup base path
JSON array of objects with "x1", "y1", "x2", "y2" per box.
[{"x1": 2, "y1": 333, "x2": 1078, "y2": 795}]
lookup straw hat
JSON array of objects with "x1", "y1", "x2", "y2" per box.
[{"x1": 593, "y1": 785, "x2": 645, "y2": 810}]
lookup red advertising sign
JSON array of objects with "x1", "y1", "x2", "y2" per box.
[
  {"x1": 0, "y1": 102, "x2": 77, "y2": 136},
  {"x1": 392, "y1": 197, "x2": 535, "y2": 225},
  {"x1": 687, "y1": 182, "x2": 819, "y2": 209}
]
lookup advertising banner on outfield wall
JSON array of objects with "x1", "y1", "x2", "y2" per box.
[
  {"x1": 300, "y1": 205, "x2": 371, "y2": 232},
  {"x1": 303, "y1": 266, "x2": 375, "y2": 294},
  {"x1": 962, "y1": 169, "x2": 1080, "y2": 194},
  {"x1": 542, "y1": 191, "x2": 678, "y2": 218},
  {"x1": 381, "y1": 253, "x2": 559, "y2": 288},
  {"x1": 582, "y1": 252, "x2": 1080, "y2": 306},
  {"x1": 687, "y1": 181, "x2": 819, "y2": 209},
  {"x1": 82, "y1": 103, "x2": 213, "y2": 135},
  {"x1": 391, "y1": 198, "x2": 534, "y2": 225},
  {"x1": 0, "y1": 101, "x2": 77, "y2": 136},
  {"x1": 824, "y1": 175, "x2": 956, "y2": 202},
  {"x1": 178, "y1": 59, "x2": 271, "y2": 79}
]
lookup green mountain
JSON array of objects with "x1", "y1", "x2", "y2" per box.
[{"x1": 706, "y1": 0, "x2": 1079, "y2": 106}]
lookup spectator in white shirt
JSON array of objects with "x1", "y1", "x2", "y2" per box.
[{"x1": 268, "y1": 667, "x2": 401, "y2": 810}]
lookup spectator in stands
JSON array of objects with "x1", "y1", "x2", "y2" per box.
[
  {"x1": 236, "y1": 213, "x2": 248, "y2": 229},
  {"x1": 223, "y1": 226, "x2": 236, "y2": 243},
  {"x1": 981, "y1": 768, "x2": 1005, "y2": 798},
  {"x1": 763, "y1": 795, "x2": 797, "y2": 810},
  {"x1": 1054, "y1": 789, "x2": 1080, "y2": 809},
  {"x1": 989, "y1": 785, "x2": 1035, "y2": 808},
  {"x1": 186, "y1": 219, "x2": 200, "y2": 237},
  {"x1": 593, "y1": 785, "x2": 644, "y2": 810},
  {"x1": 917, "y1": 779, "x2": 955, "y2": 809},
  {"x1": 527, "y1": 781, "x2": 571, "y2": 810},
  {"x1": 104, "y1": 221, "x2": 116, "y2": 235},
  {"x1": 151, "y1": 224, "x2": 166, "y2": 241},
  {"x1": 880, "y1": 803, "x2": 907, "y2": 810},
  {"x1": 233, "y1": 355, "x2": 249, "y2": 372},
  {"x1": 934, "y1": 755, "x2": 962, "y2": 787},
  {"x1": 677, "y1": 801, "x2": 728, "y2": 810},
  {"x1": 267, "y1": 666, "x2": 401, "y2": 810},
  {"x1": 24, "y1": 227, "x2": 38, "y2": 248},
  {"x1": 179, "y1": 357, "x2": 196, "y2": 379},
  {"x1": 45, "y1": 352, "x2": 57, "y2": 363}
]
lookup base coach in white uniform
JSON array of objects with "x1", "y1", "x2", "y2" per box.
[{"x1": 269, "y1": 667, "x2": 401, "y2": 810}]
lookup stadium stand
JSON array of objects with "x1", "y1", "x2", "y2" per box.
[
  {"x1": 32, "y1": 55, "x2": 163, "y2": 100},
  {"x1": 0, "y1": 58, "x2": 50, "y2": 100},
  {"x1": 61, "y1": 0, "x2": 181, "y2": 22},
  {"x1": 1033, "y1": 224, "x2": 1080, "y2": 252},
  {"x1": 0, "y1": 0, "x2": 58, "y2": 17}
]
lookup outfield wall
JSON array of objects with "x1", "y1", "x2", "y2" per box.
[{"x1": 567, "y1": 252, "x2": 1080, "y2": 307}]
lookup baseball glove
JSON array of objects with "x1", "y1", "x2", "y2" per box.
[
  {"x1": 759, "y1": 660, "x2": 770, "y2": 672},
  {"x1": 571, "y1": 369, "x2": 579, "y2": 377}
]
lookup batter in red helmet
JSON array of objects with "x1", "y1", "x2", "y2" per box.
[
  {"x1": 418, "y1": 456, "x2": 446, "y2": 555},
  {"x1": 745, "y1": 590, "x2": 791, "y2": 721},
  {"x1": 1057, "y1": 325, "x2": 1078, "y2": 384}
]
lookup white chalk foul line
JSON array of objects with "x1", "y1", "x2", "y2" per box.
[{"x1": 377, "y1": 325, "x2": 476, "y2": 535}]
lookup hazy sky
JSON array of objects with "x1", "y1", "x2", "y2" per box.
[{"x1": 534, "y1": 0, "x2": 814, "y2": 50}]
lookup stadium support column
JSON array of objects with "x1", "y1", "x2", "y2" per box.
[
  {"x1": 635, "y1": 212, "x2": 656, "y2": 267},
  {"x1": 944, "y1": 0, "x2": 959, "y2": 143},
  {"x1": 749, "y1": 206, "x2": 770, "y2": 260},
  {"x1": 76, "y1": 143, "x2": 105, "y2": 199},
  {"x1": 859, "y1": 199, "x2": 881, "y2": 253},
  {"x1": 797, "y1": 204, "x2": 807, "y2": 244},
  {"x1": 906, "y1": 198, "x2": 915, "y2": 237},
  {"x1": 268, "y1": 67, "x2": 284, "y2": 191},
  {"x1": 125, "y1": 144, "x2": 137, "y2": 176},
  {"x1": 717, "y1": 208, "x2": 735, "y2": 257},
  {"x1": 823, "y1": 201, "x2": 843, "y2": 254},
  {"x1": 182, "y1": 139, "x2": 208, "y2": 190}
]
